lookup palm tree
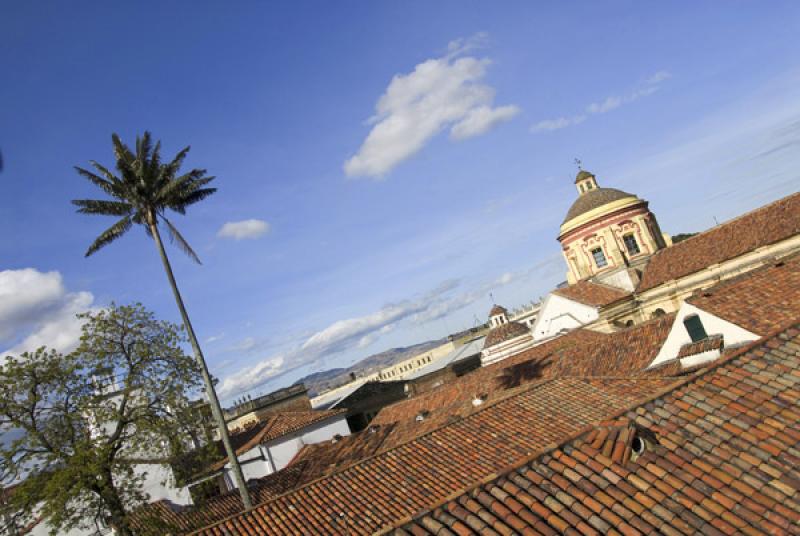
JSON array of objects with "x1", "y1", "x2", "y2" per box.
[{"x1": 72, "y1": 132, "x2": 253, "y2": 511}]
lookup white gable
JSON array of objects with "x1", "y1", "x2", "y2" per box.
[
  {"x1": 531, "y1": 293, "x2": 599, "y2": 341},
  {"x1": 648, "y1": 302, "x2": 760, "y2": 369}
]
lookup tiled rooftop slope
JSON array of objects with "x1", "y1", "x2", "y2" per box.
[
  {"x1": 553, "y1": 280, "x2": 631, "y2": 307},
  {"x1": 637, "y1": 191, "x2": 800, "y2": 291},
  {"x1": 191, "y1": 377, "x2": 676, "y2": 534},
  {"x1": 393, "y1": 321, "x2": 800, "y2": 535}
]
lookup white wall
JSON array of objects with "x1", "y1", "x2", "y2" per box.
[
  {"x1": 138, "y1": 463, "x2": 192, "y2": 506},
  {"x1": 531, "y1": 294, "x2": 599, "y2": 341},
  {"x1": 223, "y1": 416, "x2": 351, "y2": 489},
  {"x1": 648, "y1": 303, "x2": 759, "y2": 369}
]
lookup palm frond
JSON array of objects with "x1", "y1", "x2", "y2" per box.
[
  {"x1": 111, "y1": 133, "x2": 137, "y2": 182},
  {"x1": 72, "y1": 199, "x2": 133, "y2": 216},
  {"x1": 136, "y1": 132, "x2": 152, "y2": 163},
  {"x1": 73, "y1": 166, "x2": 118, "y2": 197},
  {"x1": 155, "y1": 171, "x2": 212, "y2": 205},
  {"x1": 111, "y1": 133, "x2": 135, "y2": 164},
  {"x1": 85, "y1": 216, "x2": 133, "y2": 257},
  {"x1": 169, "y1": 187, "x2": 217, "y2": 214},
  {"x1": 148, "y1": 140, "x2": 162, "y2": 181},
  {"x1": 162, "y1": 146, "x2": 190, "y2": 180},
  {"x1": 161, "y1": 216, "x2": 201, "y2": 264},
  {"x1": 76, "y1": 133, "x2": 216, "y2": 250}
]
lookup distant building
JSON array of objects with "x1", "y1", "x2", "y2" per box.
[
  {"x1": 224, "y1": 384, "x2": 311, "y2": 431},
  {"x1": 480, "y1": 305, "x2": 535, "y2": 366},
  {"x1": 184, "y1": 410, "x2": 350, "y2": 503}
]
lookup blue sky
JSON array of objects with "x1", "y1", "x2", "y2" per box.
[{"x1": 2, "y1": 2, "x2": 800, "y2": 402}]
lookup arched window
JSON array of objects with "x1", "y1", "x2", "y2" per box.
[
  {"x1": 683, "y1": 314, "x2": 708, "y2": 343},
  {"x1": 652, "y1": 308, "x2": 666, "y2": 318}
]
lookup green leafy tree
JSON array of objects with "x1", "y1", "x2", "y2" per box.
[
  {"x1": 71, "y1": 132, "x2": 252, "y2": 509},
  {"x1": 0, "y1": 304, "x2": 206, "y2": 535}
]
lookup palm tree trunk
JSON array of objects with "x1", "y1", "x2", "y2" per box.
[{"x1": 147, "y1": 216, "x2": 253, "y2": 510}]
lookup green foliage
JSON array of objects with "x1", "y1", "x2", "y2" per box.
[
  {"x1": 72, "y1": 131, "x2": 216, "y2": 263},
  {"x1": 0, "y1": 304, "x2": 205, "y2": 535},
  {"x1": 671, "y1": 232, "x2": 698, "y2": 244}
]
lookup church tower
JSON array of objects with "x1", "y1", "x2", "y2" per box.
[{"x1": 557, "y1": 170, "x2": 671, "y2": 290}]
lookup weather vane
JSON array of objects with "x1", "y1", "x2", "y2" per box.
[{"x1": 574, "y1": 158, "x2": 582, "y2": 171}]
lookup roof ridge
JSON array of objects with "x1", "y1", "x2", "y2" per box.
[
  {"x1": 643, "y1": 190, "x2": 800, "y2": 264},
  {"x1": 377, "y1": 316, "x2": 800, "y2": 533}
]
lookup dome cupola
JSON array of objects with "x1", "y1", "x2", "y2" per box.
[{"x1": 557, "y1": 170, "x2": 670, "y2": 286}]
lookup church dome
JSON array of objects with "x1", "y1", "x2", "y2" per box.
[{"x1": 562, "y1": 187, "x2": 639, "y2": 226}]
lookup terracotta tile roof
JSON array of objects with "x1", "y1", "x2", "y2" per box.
[
  {"x1": 638, "y1": 190, "x2": 800, "y2": 291},
  {"x1": 553, "y1": 279, "x2": 631, "y2": 307},
  {"x1": 483, "y1": 320, "x2": 530, "y2": 349},
  {"x1": 129, "y1": 463, "x2": 307, "y2": 534},
  {"x1": 362, "y1": 318, "x2": 674, "y2": 456},
  {"x1": 545, "y1": 315, "x2": 674, "y2": 378},
  {"x1": 395, "y1": 320, "x2": 800, "y2": 536},
  {"x1": 132, "y1": 426, "x2": 399, "y2": 534},
  {"x1": 208, "y1": 410, "x2": 344, "y2": 471},
  {"x1": 687, "y1": 253, "x2": 800, "y2": 335},
  {"x1": 677, "y1": 333, "x2": 724, "y2": 359},
  {"x1": 371, "y1": 329, "x2": 607, "y2": 431},
  {"x1": 287, "y1": 423, "x2": 397, "y2": 481},
  {"x1": 190, "y1": 377, "x2": 677, "y2": 535}
]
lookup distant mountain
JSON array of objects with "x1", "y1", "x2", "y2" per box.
[{"x1": 296, "y1": 338, "x2": 447, "y2": 397}]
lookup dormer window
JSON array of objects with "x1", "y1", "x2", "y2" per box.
[
  {"x1": 623, "y1": 234, "x2": 640, "y2": 256},
  {"x1": 591, "y1": 247, "x2": 607, "y2": 268},
  {"x1": 683, "y1": 314, "x2": 708, "y2": 343}
]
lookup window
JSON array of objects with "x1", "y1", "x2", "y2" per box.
[
  {"x1": 591, "y1": 247, "x2": 607, "y2": 268},
  {"x1": 623, "y1": 234, "x2": 640, "y2": 256},
  {"x1": 683, "y1": 314, "x2": 708, "y2": 342},
  {"x1": 586, "y1": 182, "x2": 593, "y2": 190}
]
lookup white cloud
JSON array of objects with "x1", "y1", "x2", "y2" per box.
[
  {"x1": 450, "y1": 105, "x2": 521, "y2": 140},
  {"x1": 532, "y1": 71, "x2": 671, "y2": 133},
  {"x1": 0, "y1": 269, "x2": 96, "y2": 359},
  {"x1": 357, "y1": 334, "x2": 376, "y2": 349},
  {"x1": 344, "y1": 34, "x2": 519, "y2": 178},
  {"x1": 227, "y1": 336, "x2": 259, "y2": 353},
  {"x1": 217, "y1": 219, "x2": 270, "y2": 240},
  {"x1": 531, "y1": 115, "x2": 587, "y2": 132},
  {"x1": 646, "y1": 71, "x2": 672, "y2": 85},
  {"x1": 216, "y1": 270, "x2": 528, "y2": 399},
  {"x1": 587, "y1": 96, "x2": 622, "y2": 114},
  {"x1": 205, "y1": 333, "x2": 225, "y2": 344},
  {"x1": 218, "y1": 356, "x2": 285, "y2": 399}
]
